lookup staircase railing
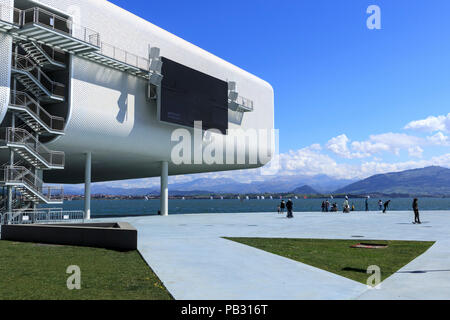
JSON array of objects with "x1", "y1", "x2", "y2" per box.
[
  {"x1": 9, "y1": 90, "x2": 65, "y2": 132},
  {"x1": 39, "y1": 43, "x2": 66, "y2": 65},
  {"x1": 11, "y1": 53, "x2": 65, "y2": 98},
  {"x1": 0, "y1": 166, "x2": 64, "y2": 202},
  {"x1": 0, "y1": 127, "x2": 65, "y2": 167},
  {"x1": 20, "y1": 42, "x2": 66, "y2": 67}
]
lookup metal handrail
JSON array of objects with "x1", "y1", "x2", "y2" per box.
[
  {"x1": 0, "y1": 127, "x2": 65, "y2": 167},
  {"x1": 99, "y1": 42, "x2": 150, "y2": 71},
  {"x1": 237, "y1": 96, "x2": 254, "y2": 112},
  {"x1": 40, "y1": 43, "x2": 66, "y2": 65},
  {"x1": 11, "y1": 53, "x2": 65, "y2": 98},
  {"x1": 1, "y1": 210, "x2": 84, "y2": 225},
  {"x1": 0, "y1": 166, "x2": 64, "y2": 202},
  {"x1": 22, "y1": 7, "x2": 100, "y2": 47},
  {"x1": 9, "y1": 90, "x2": 65, "y2": 132}
]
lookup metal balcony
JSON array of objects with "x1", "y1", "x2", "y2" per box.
[
  {"x1": 80, "y1": 42, "x2": 150, "y2": 79},
  {"x1": 17, "y1": 7, "x2": 100, "y2": 54}
]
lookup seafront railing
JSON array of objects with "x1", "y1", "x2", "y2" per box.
[{"x1": 0, "y1": 209, "x2": 85, "y2": 226}]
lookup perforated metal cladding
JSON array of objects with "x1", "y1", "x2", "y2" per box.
[
  {"x1": 0, "y1": 0, "x2": 13, "y2": 124},
  {"x1": 34, "y1": 0, "x2": 275, "y2": 182}
]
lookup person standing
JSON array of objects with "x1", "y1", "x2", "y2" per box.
[
  {"x1": 286, "y1": 199, "x2": 294, "y2": 218},
  {"x1": 325, "y1": 200, "x2": 330, "y2": 212},
  {"x1": 378, "y1": 200, "x2": 383, "y2": 211},
  {"x1": 321, "y1": 201, "x2": 326, "y2": 212},
  {"x1": 280, "y1": 200, "x2": 286, "y2": 214},
  {"x1": 383, "y1": 200, "x2": 391, "y2": 213},
  {"x1": 413, "y1": 198, "x2": 421, "y2": 224},
  {"x1": 365, "y1": 197, "x2": 369, "y2": 211}
]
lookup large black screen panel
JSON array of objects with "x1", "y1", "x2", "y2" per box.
[{"x1": 159, "y1": 57, "x2": 229, "y2": 134}]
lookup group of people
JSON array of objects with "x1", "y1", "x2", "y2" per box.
[
  {"x1": 320, "y1": 200, "x2": 354, "y2": 212},
  {"x1": 278, "y1": 199, "x2": 294, "y2": 218},
  {"x1": 277, "y1": 196, "x2": 422, "y2": 224},
  {"x1": 321, "y1": 196, "x2": 356, "y2": 213}
]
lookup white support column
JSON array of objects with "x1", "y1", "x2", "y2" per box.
[
  {"x1": 160, "y1": 161, "x2": 168, "y2": 216},
  {"x1": 84, "y1": 152, "x2": 92, "y2": 220}
]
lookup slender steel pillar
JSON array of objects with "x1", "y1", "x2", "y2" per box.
[
  {"x1": 84, "y1": 152, "x2": 92, "y2": 219},
  {"x1": 160, "y1": 161, "x2": 168, "y2": 216},
  {"x1": 7, "y1": 114, "x2": 15, "y2": 216}
]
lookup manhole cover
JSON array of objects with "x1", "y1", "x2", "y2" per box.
[{"x1": 351, "y1": 243, "x2": 388, "y2": 249}]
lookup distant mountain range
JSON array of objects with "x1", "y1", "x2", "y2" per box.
[
  {"x1": 62, "y1": 166, "x2": 450, "y2": 197},
  {"x1": 292, "y1": 185, "x2": 319, "y2": 195},
  {"x1": 336, "y1": 166, "x2": 450, "y2": 196},
  {"x1": 63, "y1": 175, "x2": 355, "y2": 195}
]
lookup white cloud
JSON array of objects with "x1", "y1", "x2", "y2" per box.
[
  {"x1": 427, "y1": 132, "x2": 450, "y2": 146},
  {"x1": 328, "y1": 132, "x2": 424, "y2": 158},
  {"x1": 405, "y1": 113, "x2": 450, "y2": 133},
  {"x1": 326, "y1": 134, "x2": 367, "y2": 159},
  {"x1": 408, "y1": 146, "x2": 424, "y2": 158},
  {"x1": 100, "y1": 146, "x2": 450, "y2": 189}
]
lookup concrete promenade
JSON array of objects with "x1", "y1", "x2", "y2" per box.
[{"x1": 103, "y1": 211, "x2": 450, "y2": 299}]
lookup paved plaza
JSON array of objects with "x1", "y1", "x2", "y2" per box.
[{"x1": 104, "y1": 211, "x2": 450, "y2": 299}]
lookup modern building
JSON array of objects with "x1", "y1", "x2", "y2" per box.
[{"x1": 0, "y1": 0, "x2": 274, "y2": 223}]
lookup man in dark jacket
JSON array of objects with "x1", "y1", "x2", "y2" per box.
[
  {"x1": 383, "y1": 200, "x2": 391, "y2": 213},
  {"x1": 413, "y1": 198, "x2": 421, "y2": 224},
  {"x1": 286, "y1": 199, "x2": 294, "y2": 218}
]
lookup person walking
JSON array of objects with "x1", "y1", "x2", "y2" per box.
[
  {"x1": 413, "y1": 198, "x2": 421, "y2": 224},
  {"x1": 383, "y1": 200, "x2": 391, "y2": 213},
  {"x1": 343, "y1": 196, "x2": 350, "y2": 213},
  {"x1": 365, "y1": 196, "x2": 369, "y2": 211},
  {"x1": 280, "y1": 200, "x2": 286, "y2": 214},
  {"x1": 286, "y1": 199, "x2": 294, "y2": 218}
]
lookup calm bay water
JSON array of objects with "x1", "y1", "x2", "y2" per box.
[{"x1": 41, "y1": 198, "x2": 450, "y2": 218}]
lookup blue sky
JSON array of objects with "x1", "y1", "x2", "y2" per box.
[{"x1": 100, "y1": 0, "x2": 450, "y2": 187}]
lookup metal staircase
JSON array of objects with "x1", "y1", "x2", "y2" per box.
[
  {"x1": 0, "y1": 127, "x2": 65, "y2": 169},
  {"x1": 11, "y1": 53, "x2": 65, "y2": 102},
  {"x1": 8, "y1": 91, "x2": 65, "y2": 135},
  {"x1": 0, "y1": 166, "x2": 63, "y2": 204},
  {"x1": 19, "y1": 42, "x2": 66, "y2": 69},
  {"x1": 0, "y1": 7, "x2": 69, "y2": 223}
]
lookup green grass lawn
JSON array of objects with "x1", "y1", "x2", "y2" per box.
[
  {"x1": 0, "y1": 240, "x2": 173, "y2": 300},
  {"x1": 225, "y1": 238, "x2": 435, "y2": 284}
]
